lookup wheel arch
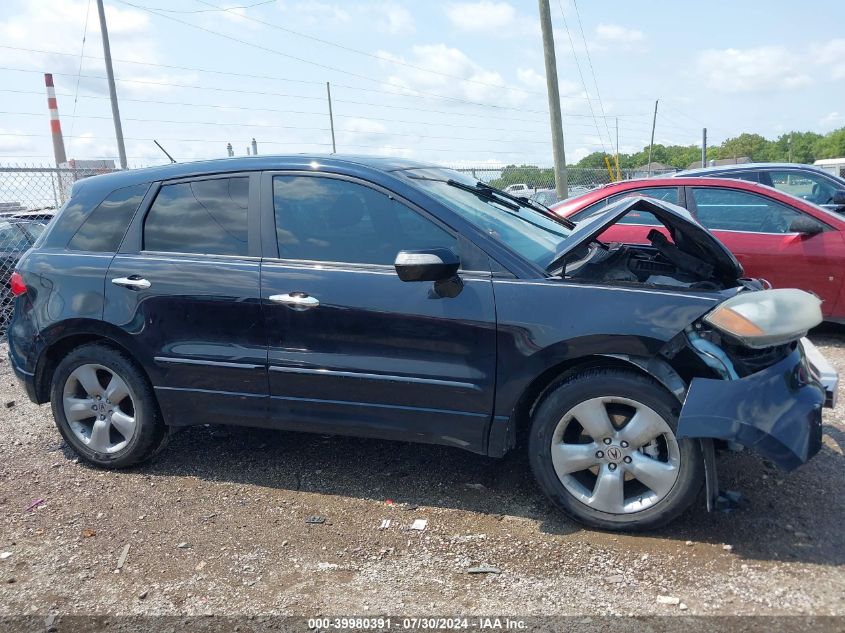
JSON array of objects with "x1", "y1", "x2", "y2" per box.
[
  {"x1": 487, "y1": 353, "x2": 687, "y2": 458},
  {"x1": 33, "y1": 319, "x2": 152, "y2": 404}
]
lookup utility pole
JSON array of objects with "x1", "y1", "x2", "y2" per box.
[
  {"x1": 96, "y1": 0, "x2": 127, "y2": 169},
  {"x1": 646, "y1": 99, "x2": 658, "y2": 176},
  {"x1": 538, "y1": 0, "x2": 567, "y2": 199},
  {"x1": 788, "y1": 132, "x2": 793, "y2": 163},
  {"x1": 326, "y1": 82, "x2": 336, "y2": 154},
  {"x1": 701, "y1": 128, "x2": 707, "y2": 167}
]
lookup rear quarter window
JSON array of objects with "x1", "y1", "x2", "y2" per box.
[{"x1": 67, "y1": 184, "x2": 150, "y2": 252}]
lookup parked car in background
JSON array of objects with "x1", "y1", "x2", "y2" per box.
[
  {"x1": 8, "y1": 156, "x2": 836, "y2": 531},
  {"x1": 530, "y1": 188, "x2": 561, "y2": 206},
  {"x1": 503, "y1": 183, "x2": 536, "y2": 196},
  {"x1": 553, "y1": 177, "x2": 845, "y2": 321},
  {"x1": 1, "y1": 211, "x2": 53, "y2": 333},
  {"x1": 676, "y1": 163, "x2": 845, "y2": 213}
]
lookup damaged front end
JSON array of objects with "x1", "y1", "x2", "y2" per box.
[{"x1": 675, "y1": 289, "x2": 836, "y2": 473}]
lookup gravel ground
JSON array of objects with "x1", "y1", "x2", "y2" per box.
[{"x1": 1, "y1": 330, "x2": 844, "y2": 619}]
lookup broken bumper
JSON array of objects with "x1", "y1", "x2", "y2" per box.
[
  {"x1": 800, "y1": 337, "x2": 838, "y2": 408},
  {"x1": 677, "y1": 341, "x2": 834, "y2": 471}
]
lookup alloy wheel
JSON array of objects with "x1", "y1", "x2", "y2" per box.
[
  {"x1": 62, "y1": 364, "x2": 137, "y2": 454},
  {"x1": 550, "y1": 396, "x2": 680, "y2": 515}
]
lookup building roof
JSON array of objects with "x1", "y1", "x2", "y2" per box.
[
  {"x1": 686, "y1": 156, "x2": 751, "y2": 169},
  {"x1": 633, "y1": 161, "x2": 674, "y2": 172}
]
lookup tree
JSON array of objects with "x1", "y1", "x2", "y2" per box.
[
  {"x1": 717, "y1": 133, "x2": 769, "y2": 162},
  {"x1": 813, "y1": 128, "x2": 845, "y2": 160}
]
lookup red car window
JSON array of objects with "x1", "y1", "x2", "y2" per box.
[{"x1": 690, "y1": 188, "x2": 804, "y2": 233}]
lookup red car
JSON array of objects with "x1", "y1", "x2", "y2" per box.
[{"x1": 553, "y1": 177, "x2": 845, "y2": 322}]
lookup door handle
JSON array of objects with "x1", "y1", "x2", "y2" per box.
[
  {"x1": 111, "y1": 276, "x2": 151, "y2": 290},
  {"x1": 269, "y1": 292, "x2": 320, "y2": 310}
]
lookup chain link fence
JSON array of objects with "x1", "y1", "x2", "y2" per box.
[
  {"x1": 0, "y1": 164, "x2": 121, "y2": 337},
  {"x1": 0, "y1": 161, "x2": 678, "y2": 339},
  {"x1": 448, "y1": 165, "x2": 677, "y2": 201}
]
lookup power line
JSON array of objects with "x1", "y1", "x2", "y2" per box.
[
  {"x1": 135, "y1": 0, "x2": 274, "y2": 13},
  {"x1": 0, "y1": 111, "x2": 558, "y2": 144},
  {"x1": 555, "y1": 0, "x2": 608, "y2": 154},
  {"x1": 0, "y1": 132, "x2": 558, "y2": 155},
  {"x1": 570, "y1": 0, "x2": 615, "y2": 153},
  {"x1": 68, "y1": 0, "x2": 93, "y2": 150},
  {"x1": 188, "y1": 0, "x2": 547, "y2": 97},
  {"x1": 113, "y1": 0, "x2": 554, "y2": 111},
  {"x1": 0, "y1": 45, "x2": 662, "y2": 115}
]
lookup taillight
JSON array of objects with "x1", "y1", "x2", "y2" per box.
[{"x1": 9, "y1": 272, "x2": 26, "y2": 297}]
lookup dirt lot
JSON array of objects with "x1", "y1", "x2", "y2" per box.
[{"x1": 1, "y1": 329, "x2": 844, "y2": 619}]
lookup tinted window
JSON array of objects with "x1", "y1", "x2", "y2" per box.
[
  {"x1": 715, "y1": 170, "x2": 759, "y2": 183},
  {"x1": 691, "y1": 188, "x2": 804, "y2": 233},
  {"x1": 569, "y1": 187, "x2": 678, "y2": 224},
  {"x1": 0, "y1": 222, "x2": 29, "y2": 252},
  {"x1": 768, "y1": 170, "x2": 837, "y2": 205},
  {"x1": 273, "y1": 176, "x2": 456, "y2": 265},
  {"x1": 68, "y1": 184, "x2": 148, "y2": 252},
  {"x1": 144, "y1": 178, "x2": 249, "y2": 256}
]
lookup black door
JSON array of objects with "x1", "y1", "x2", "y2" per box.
[
  {"x1": 259, "y1": 172, "x2": 497, "y2": 452},
  {"x1": 104, "y1": 173, "x2": 267, "y2": 428}
]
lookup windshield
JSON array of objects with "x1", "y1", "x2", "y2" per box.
[{"x1": 398, "y1": 168, "x2": 572, "y2": 266}]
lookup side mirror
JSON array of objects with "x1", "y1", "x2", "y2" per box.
[
  {"x1": 394, "y1": 248, "x2": 460, "y2": 282},
  {"x1": 789, "y1": 216, "x2": 824, "y2": 236},
  {"x1": 832, "y1": 190, "x2": 845, "y2": 206}
]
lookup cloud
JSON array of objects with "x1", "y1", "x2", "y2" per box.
[
  {"x1": 696, "y1": 46, "x2": 812, "y2": 94},
  {"x1": 446, "y1": 1, "x2": 516, "y2": 30},
  {"x1": 444, "y1": 1, "x2": 535, "y2": 36},
  {"x1": 0, "y1": 0, "x2": 193, "y2": 99},
  {"x1": 275, "y1": 1, "x2": 350, "y2": 24},
  {"x1": 595, "y1": 23, "x2": 645, "y2": 43},
  {"x1": 377, "y1": 3, "x2": 415, "y2": 35},
  {"x1": 516, "y1": 68, "x2": 546, "y2": 91},
  {"x1": 377, "y1": 43, "x2": 524, "y2": 106},
  {"x1": 820, "y1": 111, "x2": 843, "y2": 128},
  {"x1": 0, "y1": 128, "x2": 37, "y2": 153},
  {"x1": 812, "y1": 38, "x2": 845, "y2": 80}
]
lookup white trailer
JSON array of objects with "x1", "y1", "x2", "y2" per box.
[{"x1": 814, "y1": 158, "x2": 845, "y2": 178}]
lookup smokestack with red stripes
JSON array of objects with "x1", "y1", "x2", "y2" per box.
[{"x1": 44, "y1": 73, "x2": 67, "y2": 166}]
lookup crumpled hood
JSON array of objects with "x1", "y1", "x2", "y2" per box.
[{"x1": 553, "y1": 196, "x2": 744, "y2": 282}]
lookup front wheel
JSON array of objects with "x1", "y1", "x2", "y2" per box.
[{"x1": 528, "y1": 368, "x2": 703, "y2": 531}]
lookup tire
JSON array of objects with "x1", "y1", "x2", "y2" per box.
[
  {"x1": 528, "y1": 368, "x2": 703, "y2": 531},
  {"x1": 50, "y1": 343, "x2": 166, "y2": 468}
]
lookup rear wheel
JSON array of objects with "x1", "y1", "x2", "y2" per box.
[
  {"x1": 50, "y1": 343, "x2": 166, "y2": 468},
  {"x1": 528, "y1": 368, "x2": 703, "y2": 531}
]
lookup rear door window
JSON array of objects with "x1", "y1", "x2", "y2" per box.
[
  {"x1": 144, "y1": 177, "x2": 249, "y2": 256},
  {"x1": 569, "y1": 187, "x2": 679, "y2": 225},
  {"x1": 690, "y1": 187, "x2": 804, "y2": 233}
]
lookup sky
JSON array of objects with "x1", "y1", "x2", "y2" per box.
[{"x1": 0, "y1": 0, "x2": 844, "y2": 168}]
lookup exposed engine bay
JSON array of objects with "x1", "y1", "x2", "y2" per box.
[{"x1": 565, "y1": 229, "x2": 737, "y2": 290}]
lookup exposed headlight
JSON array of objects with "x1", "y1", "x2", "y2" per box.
[{"x1": 704, "y1": 288, "x2": 822, "y2": 349}]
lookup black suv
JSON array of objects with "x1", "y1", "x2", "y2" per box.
[{"x1": 8, "y1": 156, "x2": 836, "y2": 531}]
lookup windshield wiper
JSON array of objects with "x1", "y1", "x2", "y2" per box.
[
  {"x1": 473, "y1": 181, "x2": 575, "y2": 229},
  {"x1": 475, "y1": 182, "x2": 575, "y2": 228},
  {"x1": 446, "y1": 179, "x2": 521, "y2": 211}
]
